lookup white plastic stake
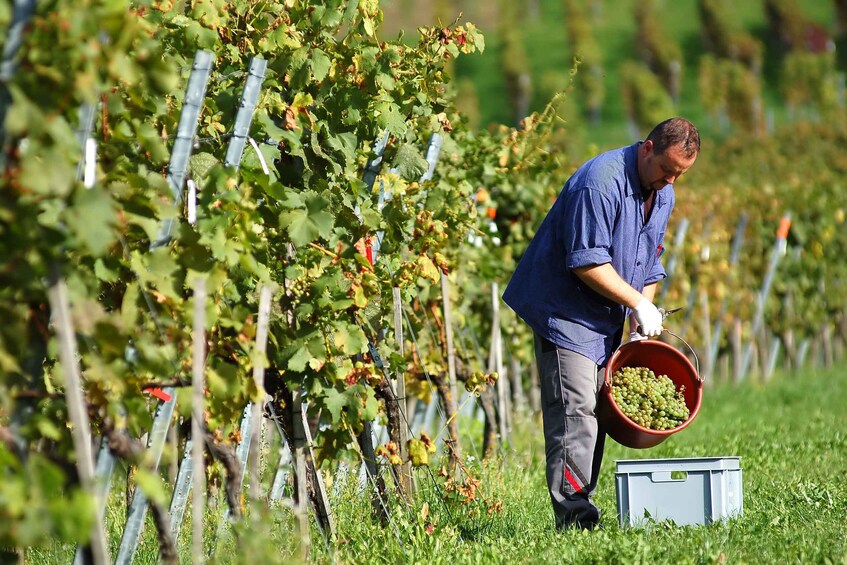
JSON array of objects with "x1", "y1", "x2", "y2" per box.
[{"x1": 83, "y1": 138, "x2": 97, "y2": 188}]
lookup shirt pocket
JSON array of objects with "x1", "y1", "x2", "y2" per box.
[{"x1": 638, "y1": 230, "x2": 660, "y2": 281}]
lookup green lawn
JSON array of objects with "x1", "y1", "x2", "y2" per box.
[
  {"x1": 322, "y1": 367, "x2": 847, "y2": 564},
  {"x1": 29, "y1": 368, "x2": 847, "y2": 564}
]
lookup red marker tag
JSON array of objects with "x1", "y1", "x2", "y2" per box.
[
  {"x1": 148, "y1": 387, "x2": 172, "y2": 402},
  {"x1": 365, "y1": 239, "x2": 374, "y2": 266}
]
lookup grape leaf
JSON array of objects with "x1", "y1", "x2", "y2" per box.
[{"x1": 393, "y1": 144, "x2": 429, "y2": 180}]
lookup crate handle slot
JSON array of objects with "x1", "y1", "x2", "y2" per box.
[{"x1": 650, "y1": 470, "x2": 689, "y2": 482}]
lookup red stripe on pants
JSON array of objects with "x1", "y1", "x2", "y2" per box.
[{"x1": 564, "y1": 467, "x2": 583, "y2": 493}]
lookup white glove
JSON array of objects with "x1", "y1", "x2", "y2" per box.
[
  {"x1": 633, "y1": 298, "x2": 663, "y2": 337},
  {"x1": 629, "y1": 331, "x2": 647, "y2": 342}
]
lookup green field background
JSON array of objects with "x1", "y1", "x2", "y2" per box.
[{"x1": 381, "y1": 0, "x2": 840, "y2": 147}]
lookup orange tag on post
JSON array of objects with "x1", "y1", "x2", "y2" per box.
[{"x1": 776, "y1": 216, "x2": 791, "y2": 240}]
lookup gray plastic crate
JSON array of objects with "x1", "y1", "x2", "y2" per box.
[{"x1": 615, "y1": 457, "x2": 743, "y2": 527}]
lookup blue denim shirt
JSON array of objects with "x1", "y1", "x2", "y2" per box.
[{"x1": 502, "y1": 142, "x2": 674, "y2": 365}]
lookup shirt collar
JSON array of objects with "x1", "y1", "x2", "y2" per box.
[
  {"x1": 626, "y1": 141, "x2": 670, "y2": 209},
  {"x1": 624, "y1": 142, "x2": 642, "y2": 197}
]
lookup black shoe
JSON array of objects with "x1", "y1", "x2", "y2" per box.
[{"x1": 556, "y1": 519, "x2": 601, "y2": 531}]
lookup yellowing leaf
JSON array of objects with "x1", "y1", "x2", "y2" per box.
[{"x1": 416, "y1": 255, "x2": 440, "y2": 283}]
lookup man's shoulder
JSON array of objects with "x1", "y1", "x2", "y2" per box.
[{"x1": 570, "y1": 144, "x2": 633, "y2": 193}]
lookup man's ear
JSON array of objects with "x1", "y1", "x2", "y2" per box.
[{"x1": 641, "y1": 139, "x2": 654, "y2": 156}]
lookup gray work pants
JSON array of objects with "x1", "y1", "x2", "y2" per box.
[{"x1": 534, "y1": 333, "x2": 606, "y2": 529}]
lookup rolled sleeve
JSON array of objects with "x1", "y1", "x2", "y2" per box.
[
  {"x1": 561, "y1": 188, "x2": 614, "y2": 270},
  {"x1": 568, "y1": 247, "x2": 612, "y2": 269},
  {"x1": 645, "y1": 261, "x2": 667, "y2": 285}
]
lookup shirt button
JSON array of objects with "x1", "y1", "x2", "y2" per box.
[{"x1": 636, "y1": 261, "x2": 642, "y2": 266}]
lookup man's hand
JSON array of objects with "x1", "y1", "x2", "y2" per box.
[
  {"x1": 633, "y1": 297, "x2": 663, "y2": 337},
  {"x1": 629, "y1": 331, "x2": 647, "y2": 342}
]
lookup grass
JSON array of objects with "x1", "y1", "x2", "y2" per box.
[
  {"x1": 322, "y1": 367, "x2": 847, "y2": 564},
  {"x1": 27, "y1": 367, "x2": 847, "y2": 564}
]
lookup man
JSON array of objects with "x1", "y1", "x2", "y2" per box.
[{"x1": 502, "y1": 118, "x2": 700, "y2": 530}]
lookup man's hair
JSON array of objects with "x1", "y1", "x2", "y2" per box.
[{"x1": 646, "y1": 118, "x2": 700, "y2": 158}]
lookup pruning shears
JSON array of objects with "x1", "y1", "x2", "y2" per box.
[
  {"x1": 632, "y1": 307, "x2": 683, "y2": 337},
  {"x1": 658, "y1": 307, "x2": 683, "y2": 320}
]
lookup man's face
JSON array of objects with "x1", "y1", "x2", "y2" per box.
[{"x1": 637, "y1": 140, "x2": 697, "y2": 193}]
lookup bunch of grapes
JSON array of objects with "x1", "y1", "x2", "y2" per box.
[
  {"x1": 610, "y1": 366, "x2": 690, "y2": 430},
  {"x1": 464, "y1": 371, "x2": 498, "y2": 395}
]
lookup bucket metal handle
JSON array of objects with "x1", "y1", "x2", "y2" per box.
[{"x1": 662, "y1": 329, "x2": 703, "y2": 383}]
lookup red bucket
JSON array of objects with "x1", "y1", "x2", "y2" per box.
[{"x1": 598, "y1": 333, "x2": 703, "y2": 449}]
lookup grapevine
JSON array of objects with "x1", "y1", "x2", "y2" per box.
[{"x1": 2, "y1": 0, "x2": 847, "y2": 557}]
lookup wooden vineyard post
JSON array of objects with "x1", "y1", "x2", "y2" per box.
[
  {"x1": 699, "y1": 290, "x2": 712, "y2": 382},
  {"x1": 765, "y1": 334, "x2": 781, "y2": 381},
  {"x1": 64, "y1": 87, "x2": 110, "y2": 565},
  {"x1": 116, "y1": 48, "x2": 214, "y2": 565},
  {"x1": 732, "y1": 318, "x2": 743, "y2": 382},
  {"x1": 680, "y1": 217, "x2": 712, "y2": 339},
  {"x1": 489, "y1": 282, "x2": 509, "y2": 442},
  {"x1": 393, "y1": 287, "x2": 413, "y2": 496},
  {"x1": 366, "y1": 133, "x2": 444, "y2": 487},
  {"x1": 510, "y1": 357, "x2": 526, "y2": 418},
  {"x1": 529, "y1": 360, "x2": 541, "y2": 413},
  {"x1": 248, "y1": 284, "x2": 273, "y2": 501},
  {"x1": 441, "y1": 271, "x2": 461, "y2": 472},
  {"x1": 264, "y1": 399, "x2": 333, "y2": 544},
  {"x1": 291, "y1": 392, "x2": 311, "y2": 559},
  {"x1": 47, "y1": 267, "x2": 110, "y2": 565},
  {"x1": 191, "y1": 277, "x2": 207, "y2": 565},
  {"x1": 300, "y1": 407, "x2": 335, "y2": 538},
  {"x1": 359, "y1": 420, "x2": 389, "y2": 522}
]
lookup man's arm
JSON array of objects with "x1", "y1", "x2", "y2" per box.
[
  {"x1": 572, "y1": 263, "x2": 646, "y2": 309},
  {"x1": 573, "y1": 264, "x2": 663, "y2": 336}
]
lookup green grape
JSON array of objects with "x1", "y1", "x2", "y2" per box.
[{"x1": 610, "y1": 365, "x2": 690, "y2": 431}]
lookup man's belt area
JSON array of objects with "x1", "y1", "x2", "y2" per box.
[{"x1": 540, "y1": 335, "x2": 559, "y2": 353}]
